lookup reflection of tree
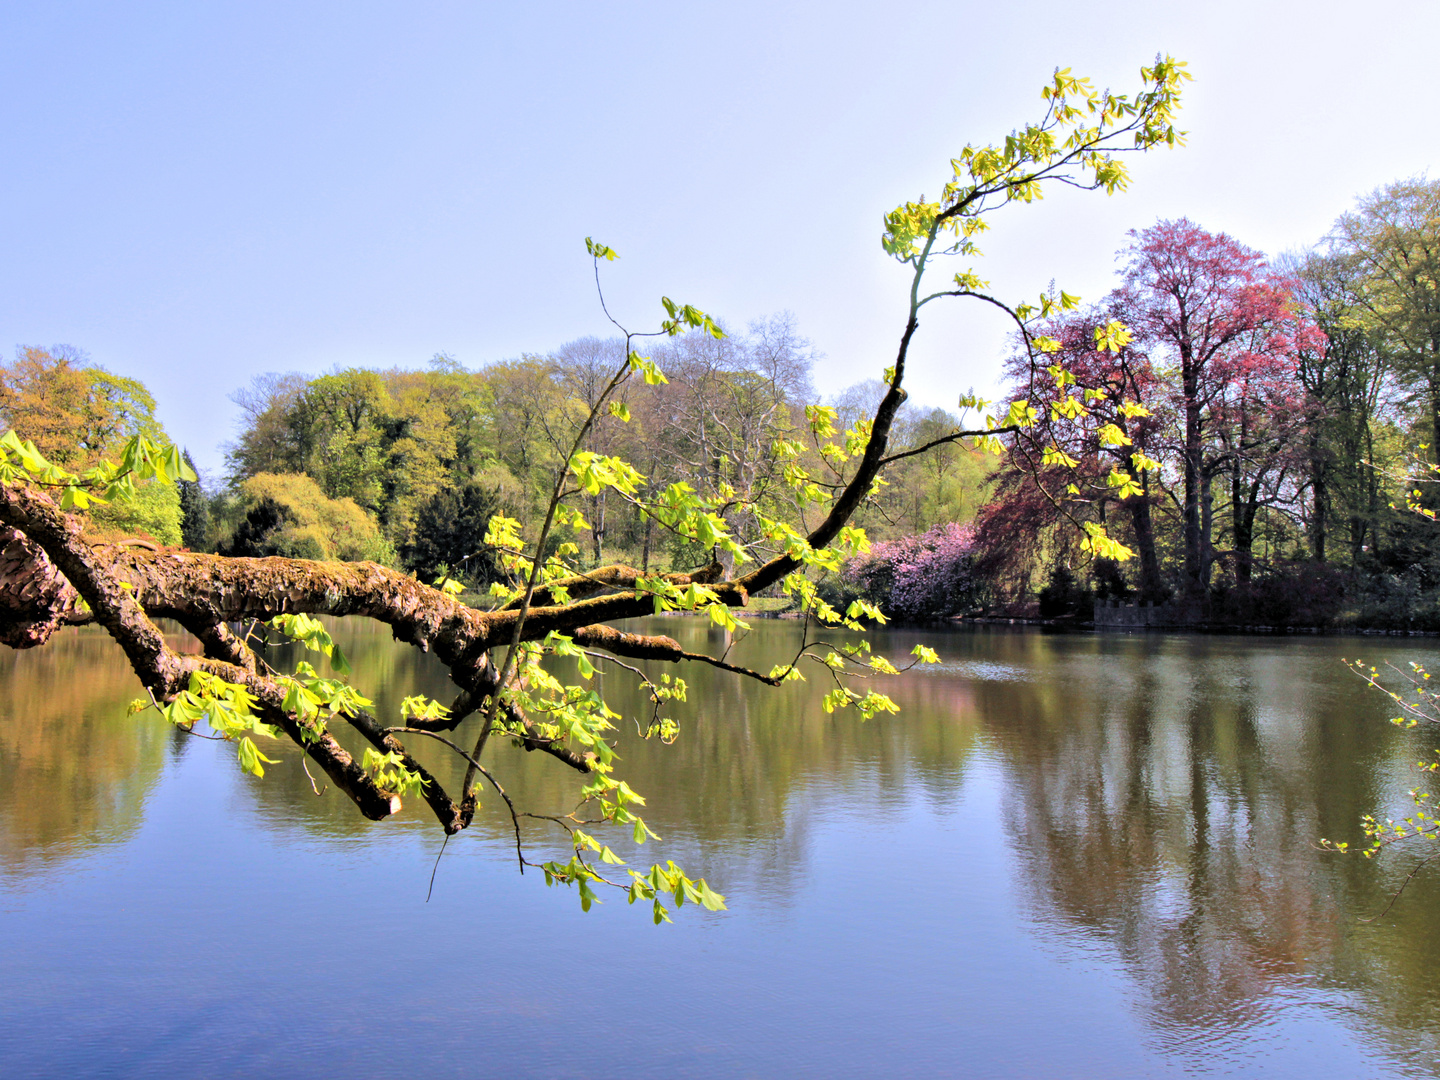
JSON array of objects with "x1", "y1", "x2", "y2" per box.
[
  {"x1": 187, "y1": 618, "x2": 982, "y2": 898},
  {"x1": 0, "y1": 626, "x2": 170, "y2": 875},
  {"x1": 980, "y1": 632, "x2": 1440, "y2": 1065}
]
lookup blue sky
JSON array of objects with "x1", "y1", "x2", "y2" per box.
[{"x1": 2, "y1": 1, "x2": 1435, "y2": 474}]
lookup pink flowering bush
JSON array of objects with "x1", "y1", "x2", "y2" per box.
[{"x1": 840, "y1": 522, "x2": 980, "y2": 620}]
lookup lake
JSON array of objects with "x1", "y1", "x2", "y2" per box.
[{"x1": 3, "y1": 618, "x2": 1440, "y2": 1078}]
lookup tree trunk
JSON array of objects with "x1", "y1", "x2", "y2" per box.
[
  {"x1": 1231, "y1": 463, "x2": 1260, "y2": 586},
  {"x1": 1182, "y1": 359, "x2": 1205, "y2": 595},
  {"x1": 1199, "y1": 465, "x2": 1215, "y2": 589},
  {"x1": 590, "y1": 490, "x2": 607, "y2": 564},
  {"x1": 1125, "y1": 476, "x2": 1165, "y2": 601},
  {"x1": 1309, "y1": 426, "x2": 1327, "y2": 563},
  {"x1": 1431, "y1": 364, "x2": 1440, "y2": 460},
  {"x1": 1365, "y1": 419, "x2": 1381, "y2": 562},
  {"x1": 641, "y1": 509, "x2": 653, "y2": 574}
]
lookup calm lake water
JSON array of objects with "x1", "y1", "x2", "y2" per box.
[{"x1": 3, "y1": 618, "x2": 1440, "y2": 1078}]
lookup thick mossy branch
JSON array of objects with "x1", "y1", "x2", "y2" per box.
[
  {"x1": 0, "y1": 480, "x2": 402, "y2": 822},
  {"x1": 0, "y1": 526, "x2": 89, "y2": 648},
  {"x1": 107, "y1": 546, "x2": 493, "y2": 658}
]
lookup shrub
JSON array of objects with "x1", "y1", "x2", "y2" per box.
[
  {"x1": 87, "y1": 477, "x2": 183, "y2": 547},
  {"x1": 1209, "y1": 562, "x2": 1350, "y2": 628},
  {"x1": 220, "y1": 473, "x2": 394, "y2": 564},
  {"x1": 840, "y1": 522, "x2": 979, "y2": 619}
]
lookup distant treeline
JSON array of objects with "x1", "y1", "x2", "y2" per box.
[
  {"x1": 209, "y1": 313, "x2": 989, "y2": 588},
  {"x1": 7, "y1": 177, "x2": 1440, "y2": 631}
]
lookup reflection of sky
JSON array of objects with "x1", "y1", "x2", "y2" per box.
[
  {"x1": 0, "y1": 626, "x2": 1435, "y2": 1078},
  {"x1": 918, "y1": 659, "x2": 1031, "y2": 682},
  {"x1": 0, "y1": 745, "x2": 1190, "y2": 1079}
]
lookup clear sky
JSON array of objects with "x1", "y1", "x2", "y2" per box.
[{"x1": 1, "y1": 1, "x2": 1435, "y2": 475}]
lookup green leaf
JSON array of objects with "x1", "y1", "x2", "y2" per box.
[
  {"x1": 59, "y1": 486, "x2": 94, "y2": 510},
  {"x1": 584, "y1": 237, "x2": 618, "y2": 261},
  {"x1": 236, "y1": 736, "x2": 278, "y2": 778},
  {"x1": 1096, "y1": 423, "x2": 1133, "y2": 448},
  {"x1": 578, "y1": 878, "x2": 597, "y2": 911},
  {"x1": 1092, "y1": 319, "x2": 1133, "y2": 353},
  {"x1": 911, "y1": 644, "x2": 940, "y2": 665},
  {"x1": 696, "y1": 880, "x2": 727, "y2": 911}
]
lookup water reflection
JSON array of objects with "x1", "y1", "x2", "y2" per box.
[
  {"x1": 954, "y1": 631, "x2": 1440, "y2": 1070},
  {"x1": 3, "y1": 620, "x2": 1440, "y2": 1073},
  {"x1": 0, "y1": 627, "x2": 176, "y2": 877}
]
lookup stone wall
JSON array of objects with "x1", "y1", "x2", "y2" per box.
[{"x1": 1093, "y1": 599, "x2": 1185, "y2": 630}]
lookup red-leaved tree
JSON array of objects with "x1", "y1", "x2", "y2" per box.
[
  {"x1": 1001, "y1": 304, "x2": 1171, "y2": 599},
  {"x1": 1119, "y1": 219, "x2": 1313, "y2": 594},
  {"x1": 1207, "y1": 294, "x2": 1322, "y2": 582}
]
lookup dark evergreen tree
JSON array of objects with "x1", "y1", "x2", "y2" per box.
[
  {"x1": 402, "y1": 483, "x2": 501, "y2": 587},
  {"x1": 219, "y1": 496, "x2": 288, "y2": 558},
  {"x1": 1038, "y1": 565, "x2": 1093, "y2": 619},
  {"x1": 176, "y1": 449, "x2": 209, "y2": 550}
]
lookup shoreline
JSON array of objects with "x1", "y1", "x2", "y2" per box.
[{"x1": 743, "y1": 609, "x2": 1440, "y2": 638}]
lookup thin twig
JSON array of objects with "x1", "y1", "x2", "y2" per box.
[
  {"x1": 300, "y1": 754, "x2": 327, "y2": 797},
  {"x1": 426, "y1": 833, "x2": 449, "y2": 903},
  {"x1": 1359, "y1": 851, "x2": 1439, "y2": 924},
  {"x1": 388, "y1": 726, "x2": 527, "y2": 872}
]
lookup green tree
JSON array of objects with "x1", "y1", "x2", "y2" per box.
[
  {"x1": 88, "y1": 477, "x2": 183, "y2": 547},
  {"x1": 0, "y1": 346, "x2": 163, "y2": 467},
  {"x1": 553, "y1": 336, "x2": 631, "y2": 564},
  {"x1": 631, "y1": 314, "x2": 814, "y2": 573},
  {"x1": 225, "y1": 372, "x2": 308, "y2": 478},
  {"x1": 0, "y1": 347, "x2": 183, "y2": 545},
  {"x1": 176, "y1": 449, "x2": 210, "y2": 550},
  {"x1": 401, "y1": 481, "x2": 502, "y2": 587},
  {"x1": 220, "y1": 473, "x2": 394, "y2": 563},
  {"x1": 289, "y1": 369, "x2": 392, "y2": 509},
  {"x1": 1288, "y1": 250, "x2": 1392, "y2": 565},
  {"x1": 1332, "y1": 179, "x2": 1440, "y2": 452}
]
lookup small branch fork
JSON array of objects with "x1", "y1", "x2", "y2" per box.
[{"x1": 385, "y1": 727, "x2": 525, "y2": 870}]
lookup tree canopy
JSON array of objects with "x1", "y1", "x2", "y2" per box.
[{"x1": 0, "y1": 346, "x2": 183, "y2": 546}]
